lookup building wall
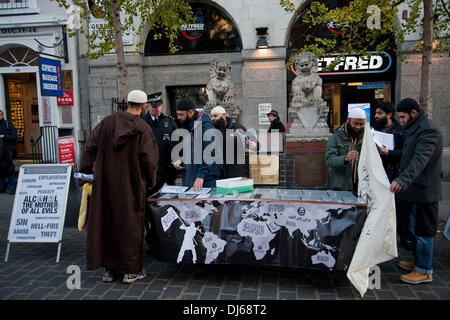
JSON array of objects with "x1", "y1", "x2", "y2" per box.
[
  {"x1": 400, "y1": 52, "x2": 450, "y2": 147},
  {"x1": 83, "y1": 0, "x2": 301, "y2": 131},
  {"x1": 81, "y1": 0, "x2": 450, "y2": 180}
]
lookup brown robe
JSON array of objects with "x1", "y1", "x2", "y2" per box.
[{"x1": 79, "y1": 111, "x2": 158, "y2": 273}]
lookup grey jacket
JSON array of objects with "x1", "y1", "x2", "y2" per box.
[
  {"x1": 325, "y1": 125, "x2": 363, "y2": 191},
  {"x1": 394, "y1": 111, "x2": 443, "y2": 203}
]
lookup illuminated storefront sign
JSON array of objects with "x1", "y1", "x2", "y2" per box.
[
  {"x1": 181, "y1": 14, "x2": 205, "y2": 40},
  {"x1": 291, "y1": 51, "x2": 392, "y2": 76}
]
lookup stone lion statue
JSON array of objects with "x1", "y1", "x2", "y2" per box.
[
  {"x1": 289, "y1": 51, "x2": 329, "y2": 132},
  {"x1": 205, "y1": 56, "x2": 240, "y2": 119},
  {"x1": 291, "y1": 51, "x2": 323, "y2": 105}
]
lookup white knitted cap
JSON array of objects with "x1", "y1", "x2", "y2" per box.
[
  {"x1": 348, "y1": 108, "x2": 366, "y2": 119},
  {"x1": 211, "y1": 106, "x2": 227, "y2": 115},
  {"x1": 127, "y1": 90, "x2": 147, "y2": 104}
]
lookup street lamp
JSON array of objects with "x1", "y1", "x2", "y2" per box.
[{"x1": 256, "y1": 27, "x2": 269, "y2": 49}]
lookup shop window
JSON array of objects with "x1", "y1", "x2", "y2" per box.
[
  {"x1": 167, "y1": 86, "x2": 208, "y2": 116},
  {"x1": 0, "y1": 45, "x2": 39, "y2": 67},
  {"x1": 145, "y1": 3, "x2": 242, "y2": 55},
  {"x1": 0, "y1": 0, "x2": 38, "y2": 15},
  {"x1": 7, "y1": 81, "x2": 25, "y2": 142}
]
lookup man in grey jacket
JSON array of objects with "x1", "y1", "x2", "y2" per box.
[
  {"x1": 325, "y1": 108, "x2": 366, "y2": 192},
  {"x1": 390, "y1": 98, "x2": 443, "y2": 284}
]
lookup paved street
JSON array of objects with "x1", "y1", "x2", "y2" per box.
[{"x1": 0, "y1": 182, "x2": 449, "y2": 301}]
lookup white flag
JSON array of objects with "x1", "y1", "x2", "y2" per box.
[
  {"x1": 161, "y1": 207, "x2": 180, "y2": 232},
  {"x1": 347, "y1": 122, "x2": 398, "y2": 297}
]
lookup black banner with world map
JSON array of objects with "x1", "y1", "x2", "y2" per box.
[{"x1": 147, "y1": 198, "x2": 367, "y2": 271}]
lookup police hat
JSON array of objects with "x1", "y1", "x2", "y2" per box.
[{"x1": 147, "y1": 92, "x2": 163, "y2": 106}]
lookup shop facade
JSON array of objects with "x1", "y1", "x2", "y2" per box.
[
  {"x1": 0, "y1": 1, "x2": 82, "y2": 166},
  {"x1": 81, "y1": 0, "x2": 450, "y2": 183}
]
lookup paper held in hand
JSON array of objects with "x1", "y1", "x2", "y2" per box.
[{"x1": 371, "y1": 128, "x2": 394, "y2": 150}]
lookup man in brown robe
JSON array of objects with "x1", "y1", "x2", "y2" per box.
[{"x1": 79, "y1": 89, "x2": 158, "y2": 284}]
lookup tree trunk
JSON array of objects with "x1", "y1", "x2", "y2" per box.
[
  {"x1": 111, "y1": 0, "x2": 127, "y2": 102},
  {"x1": 420, "y1": 0, "x2": 433, "y2": 115}
]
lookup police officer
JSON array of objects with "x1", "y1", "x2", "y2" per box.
[
  {"x1": 143, "y1": 92, "x2": 178, "y2": 248},
  {"x1": 143, "y1": 92, "x2": 178, "y2": 194}
]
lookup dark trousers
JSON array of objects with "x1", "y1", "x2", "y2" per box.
[
  {"x1": 0, "y1": 148, "x2": 15, "y2": 191},
  {"x1": 397, "y1": 200, "x2": 438, "y2": 251},
  {"x1": 396, "y1": 200, "x2": 413, "y2": 246}
]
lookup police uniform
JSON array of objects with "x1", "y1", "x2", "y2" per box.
[
  {"x1": 143, "y1": 92, "x2": 178, "y2": 193},
  {"x1": 143, "y1": 92, "x2": 178, "y2": 247}
]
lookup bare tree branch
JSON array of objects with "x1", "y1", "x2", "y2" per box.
[{"x1": 440, "y1": 0, "x2": 450, "y2": 17}]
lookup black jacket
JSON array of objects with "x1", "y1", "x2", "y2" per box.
[
  {"x1": 219, "y1": 117, "x2": 258, "y2": 179},
  {"x1": 379, "y1": 119, "x2": 404, "y2": 182},
  {"x1": 143, "y1": 113, "x2": 178, "y2": 184},
  {"x1": 268, "y1": 118, "x2": 286, "y2": 133},
  {"x1": 394, "y1": 112, "x2": 443, "y2": 203},
  {"x1": 0, "y1": 119, "x2": 17, "y2": 153}
]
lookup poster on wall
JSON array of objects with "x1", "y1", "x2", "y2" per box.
[
  {"x1": 58, "y1": 136, "x2": 76, "y2": 167},
  {"x1": 39, "y1": 57, "x2": 63, "y2": 97},
  {"x1": 42, "y1": 96, "x2": 52, "y2": 124},
  {"x1": 57, "y1": 92, "x2": 74, "y2": 105},
  {"x1": 258, "y1": 103, "x2": 272, "y2": 125}
]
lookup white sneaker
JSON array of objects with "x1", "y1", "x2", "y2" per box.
[
  {"x1": 102, "y1": 269, "x2": 115, "y2": 283},
  {"x1": 122, "y1": 269, "x2": 147, "y2": 284}
]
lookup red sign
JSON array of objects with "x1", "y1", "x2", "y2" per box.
[
  {"x1": 57, "y1": 91, "x2": 74, "y2": 105},
  {"x1": 58, "y1": 136, "x2": 76, "y2": 167}
]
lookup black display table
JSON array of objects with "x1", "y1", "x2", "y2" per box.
[{"x1": 147, "y1": 188, "x2": 367, "y2": 271}]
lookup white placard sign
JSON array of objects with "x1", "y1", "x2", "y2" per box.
[
  {"x1": 258, "y1": 103, "x2": 272, "y2": 125},
  {"x1": 7, "y1": 164, "x2": 72, "y2": 244}
]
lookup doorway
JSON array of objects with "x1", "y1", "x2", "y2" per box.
[{"x1": 3, "y1": 73, "x2": 40, "y2": 159}]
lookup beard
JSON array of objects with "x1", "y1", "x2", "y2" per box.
[
  {"x1": 346, "y1": 122, "x2": 363, "y2": 140},
  {"x1": 213, "y1": 118, "x2": 226, "y2": 132},
  {"x1": 177, "y1": 112, "x2": 196, "y2": 129},
  {"x1": 404, "y1": 113, "x2": 415, "y2": 127},
  {"x1": 373, "y1": 116, "x2": 387, "y2": 130}
]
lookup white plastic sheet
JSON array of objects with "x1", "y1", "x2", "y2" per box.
[{"x1": 347, "y1": 122, "x2": 398, "y2": 297}]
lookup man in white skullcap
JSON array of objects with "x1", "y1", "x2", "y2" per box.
[
  {"x1": 210, "y1": 106, "x2": 258, "y2": 178},
  {"x1": 325, "y1": 107, "x2": 366, "y2": 192},
  {"x1": 79, "y1": 89, "x2": 158, "y2": 284}
]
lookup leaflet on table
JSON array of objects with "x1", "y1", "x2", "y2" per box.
[
  {"x1": 158, "y1": 184, "x2": 189, "y2": 193},
  {"x1": 158, "y1": 193, "x2": 178, "y2": 199},
  {"x1": 371, "y1": 128, "x2": 394, "y2": 150},
  {"x1": 195, "y1": 194, "x2": 211, "y2": 199},
  {"x1": 185, "y1": 187, "x2": 212, "y2": 195}
]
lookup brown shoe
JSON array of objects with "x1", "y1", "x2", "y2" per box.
[
  {"x1": 398, "y1": 261, "x2": 415, "y2": 271},
  {"x1": 400, "y1": 271, "x2": 432, "y2": 284}
]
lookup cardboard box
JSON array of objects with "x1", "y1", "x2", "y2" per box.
[{"x1": 216, "y1": 177, "x2": 254, "y2": 194}]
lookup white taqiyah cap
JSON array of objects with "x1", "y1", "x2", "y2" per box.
[
  {"x1": 127, "y1": 90, "x2": 147, "y2": 104},
  {"x1": 210, "y1": 106, "x2": 227, "y2": 115},
  {"x1": 348, "y1": 108, "x2": 366, "y2": 119}
]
